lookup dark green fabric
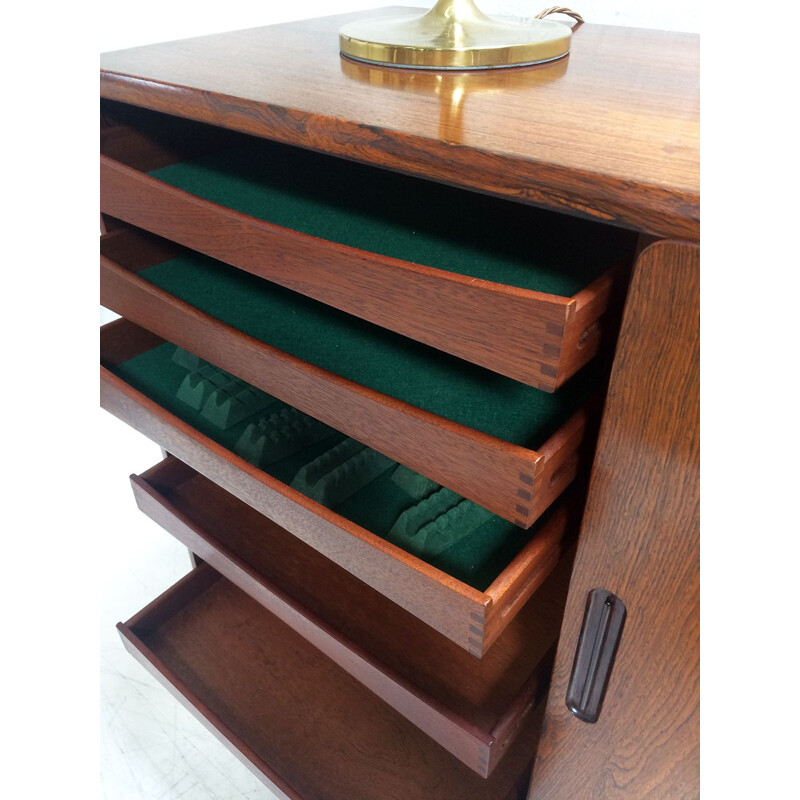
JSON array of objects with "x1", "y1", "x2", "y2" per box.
[
  {"x1": 149, "y1": 141, "x2": 636, "y2": 296},
  {"x1": 113, "y1": 343, "x2": 547, "y2": 590},
  {"x1": 141, "y1": 253, "x2": 599, "y2": 448}
]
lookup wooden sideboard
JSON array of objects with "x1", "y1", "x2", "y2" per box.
[{"x1": 100, "y1": 8, "x2": 699, "y2": 799}]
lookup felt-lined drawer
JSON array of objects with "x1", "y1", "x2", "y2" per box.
[
  {"x1": 101, "y1": 318, "x2": 579, "y2": 656},
  {"x1": 101, "y1": 225, "x2": 598, "y2": 528},
  {"x1": 132, "y1": 455, "x2": 570, "y2": 775},
  {"x1": 119, "y1": 563, "x2": 541, "y2": 798},
  {"x1": 100, "y1": 99, "x2": 636, "y2": 391}
]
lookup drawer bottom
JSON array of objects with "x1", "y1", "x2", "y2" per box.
[{"x1": 119, "y1": 564, "x2": 540, "y2": 800}]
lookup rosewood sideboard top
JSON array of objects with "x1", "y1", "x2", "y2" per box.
[{"x1": 100, "y1": 7, "x2": 699, "y2": 240}]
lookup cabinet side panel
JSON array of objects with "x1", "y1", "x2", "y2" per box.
[{"x1": 527, "y1": 241, "x2": 699, "y2": 800}]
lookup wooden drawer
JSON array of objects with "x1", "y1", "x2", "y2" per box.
[
  {"x1": 100, "y1": 100, "x2": 635, "y2": 391},
  {"x1": 119, "y1": 563, "x2": 543, "y2": 799},
  {"x1": 132, "y1": 455, "x2": 571, "y2": 776},
  {"x1": 101, "y1": 225, "x2": 599, "y2": 528},
  {"x1": 101, "y1": 318, "x2": 579, "y2": 656}
]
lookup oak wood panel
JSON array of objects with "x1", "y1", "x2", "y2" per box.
[
  {"x1": 100, "y1": 159, "x2": 617, "y2": 390},
  {"x1": 100, "y1": 10, "x2": 699, "y2": 239},
  {"x1": 119, "y1": 564, "x2": 543, "y2": 800},
  {"x1": 527, "y1": 241, "x2": 699, "y2": 799},
  {"x1": 100, "y1": 319, "x2": 573, "y2": 654},
  {"x1": 132, "y1": 458, "x2": 571, "y2": 775},
  {"x1": 100, "y1": 254, "x2": 590, "y2": 527}
]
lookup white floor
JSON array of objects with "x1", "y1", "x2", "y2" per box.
[{"x1": 98, "y1": 411, "x2": 280, "y2": 800}]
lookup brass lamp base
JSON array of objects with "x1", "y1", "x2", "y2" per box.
[{"x1": 339, "y1": 0, "x2": 573, "y2": 70}]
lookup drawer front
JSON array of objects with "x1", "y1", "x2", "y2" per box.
[
  {"x1": 100, "y1": 227, "x2": 594, "y2": 528},
  {"x1": 100, "y1": 101, "x2": 634, "y2": 390},
  {"x1": 101, "y1": 156, "x2": 591, "y2": 390},
  {"x1": 101, "y1": 318, "x2": 575, "y2": 656},
  {"x1": 132, "y1": 456, "x2": 570, "y2": 775},
  {"x1": 119, "y1": 564, "x2": 542, "y2": 799}
]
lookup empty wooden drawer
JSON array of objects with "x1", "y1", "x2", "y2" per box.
[
  {"x1": 119, "y1": 563, "x2": 543, "y2": 799},
  {"x1": 101, "y1": 318, "x2": 580, "y2": 656},
  {"x1": 132, "y1": 455, "x2": 571, "y2": 775},
  {"x1": 100, "y1": 99, "x2": 636, "y2": 391},
  {"x1": 101, "y1": 225, "x2": 600, "y2": 527}
]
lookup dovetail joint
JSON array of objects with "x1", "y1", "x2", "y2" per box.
[{"x1": 468, "y1": 639, "x2": 483, "y2": 656}]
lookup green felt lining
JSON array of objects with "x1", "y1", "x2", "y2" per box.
[
  {"x1": 149, "y1": 140, "x2": 636, "y2": 296},
  {"x1": 140, "y1": 252, "x2": 600, "y2": 448},
  {"x1": 113, "y1": 343, "x2": 553, "y2": 591}
]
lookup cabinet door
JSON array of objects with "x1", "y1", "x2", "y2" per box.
[{"x1": 528, "y1": 241, "x2": 699, "y2": 800}]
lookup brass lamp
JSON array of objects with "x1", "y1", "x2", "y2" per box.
[{"x1": 339, "y1": 1, "x2": 574, "y2": 70}]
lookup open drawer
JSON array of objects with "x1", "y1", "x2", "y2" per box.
[
  {"x1": 100, "y1": 99, "x2": 636, "y2": 391},
  {"x1": 132, "y1": 455, "x2": 571, "y2": 776},
  {"x1": 101, "y1": 225, "x2": 600, "y2": 528},
  {"x1": 119, "y1": 563, "x2": 543, "y2": 798},
  {"x1": 101, "y1": 318, "x2": 580, "y2": 656}
]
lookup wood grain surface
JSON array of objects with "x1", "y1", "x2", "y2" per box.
[
  {"x1": 100, "y1": 155, "x2": 620, "y2": 390},
  {"x1": 132, "y1": 457, "x2": 571, "y2": 775},
  {"x1": 100, "y1": 9, "x2": 698, "y2": 240},
  {"x1": 526, "y1": 241, "x2": 699, "y2": 799},
  {"x1": 119, "y1": 563, "x2": 544, "y2": 800},
  {"x1": 99, "y1": 11, "x2": 701, "y2": 796},
  {"x1": 100, "y1": 100, "x2": 236, "y2": 172},
  {"x1": 100, "y1": 318, "x2": 574, "y2": 655},
  {"x1": 100, "y1": 243, "x2": 591, "y2": 527}
]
